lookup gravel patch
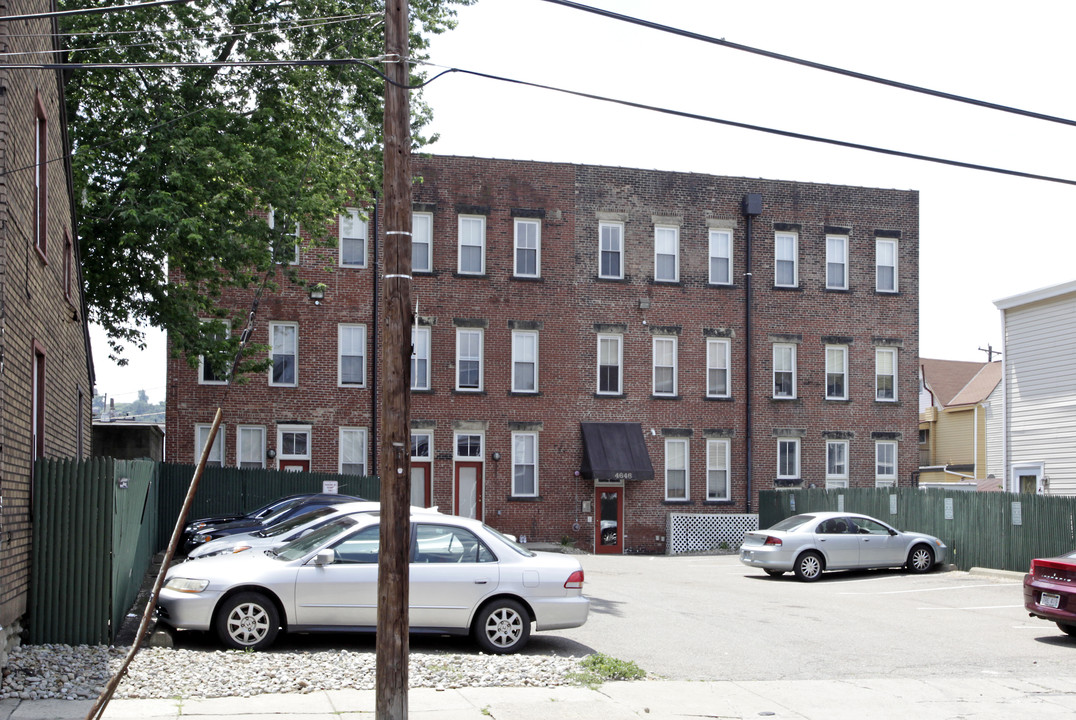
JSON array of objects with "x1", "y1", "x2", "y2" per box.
[{"x1": 0, "y1": 644, "x2": 585, "y2": 701}]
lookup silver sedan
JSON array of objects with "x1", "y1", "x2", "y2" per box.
[
  {"x1": 740, "y1": 511, "x2": 947, "y2": 581},
  {"x1": 158, "y1": 513, "x2": 589, "y2": 653}
]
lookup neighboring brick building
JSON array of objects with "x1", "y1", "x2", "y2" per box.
[
  {"x1": 166, "y1": 155, "x2": 919, "y2": 554},
  {"x1": 0, "y1": 2, "x2": 95, "y2": 656}
]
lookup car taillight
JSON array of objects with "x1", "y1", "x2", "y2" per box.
[
  {"x1": 564, "y1": 570, "x2": 584, "y2": 589},
  {"x1": 763, "y1": 536, "x2": 783, "y2": 547}
]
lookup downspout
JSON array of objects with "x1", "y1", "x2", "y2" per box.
[
  {"x1": 741, "y1": 194, "x2": 762, "y2": 513},
  {"x1": 371, "y1": 194, "x2": 380, "y2": 477}
]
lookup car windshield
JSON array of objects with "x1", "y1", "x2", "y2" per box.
[
  {"x1": 256, "y1": 507, "x2": 338, "y2": 538},
  {"x1": 273, "y1": 516, "x2": 363, "y2": 561},
  {"x1": 767, "y1": 514, "x2": 817, "y2": 532},
  {"x1": 483, "y1": 524, "x2": 534, "y2": 557},
  {"x1": 253, "y1": 496, "x2": 307, "y2": 523}
]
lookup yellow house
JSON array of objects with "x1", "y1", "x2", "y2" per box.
[{"x1": 918, "y1": 359, "x2": 1002, "y2": 490}]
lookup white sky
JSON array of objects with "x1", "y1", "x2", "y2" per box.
[{"x1": 90, "y1": 0, "x2": 1076, "y2": 405}]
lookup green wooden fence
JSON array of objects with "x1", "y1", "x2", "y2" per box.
[
  {"x1": 31, "y1": 458, "x2": 379, "y2": 645},
  {"x1": 758, "y1": 488, "x2": 1076, "y2": 572}
]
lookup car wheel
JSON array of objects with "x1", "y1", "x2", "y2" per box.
[
  {"x1": 764, "y1": 570, "x2": 785, "y2": 577},
  {"x1": 1057, "y1": 622, "x2": 1076, "y2": 638},
  {"x1": 473, "y1": 598, "x2": 531, "y2": 654},
  {"x1": 907, "y1": 545, "x2": 935, "y2": 574},
  {"x1": 215, "y1": 592, "x2": 280, "y2": 651},
  {"x1": 794, "y1": 551, "x2": 824, "y2": 582}
]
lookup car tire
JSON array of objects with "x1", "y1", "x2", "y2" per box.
[
  {"x1": 473, "y1": 598, "x2": 531, "y2": 654},
  {"x1": 764, "y1": 570, "x2": 785, "y2": 577},
  {"x1": 906, "y1": 545, "x2": 935, "y2": 574},
  {"x1": 215, "y1": 592, "x2": 280, "y2": 651},
  {"x1": 1058, "y1": 622, "x2": 1076, "y2": 638},
  {"x1": 794, "y1": 551, "x2": 824, "y2": 582}
]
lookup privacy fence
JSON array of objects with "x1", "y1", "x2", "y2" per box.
[
  {"x1": 758, "y1": 487, "x2": 1076, "y2": 573},
  {"x1": 30, "y1": 458, "x2": 379, "y2": 645}
]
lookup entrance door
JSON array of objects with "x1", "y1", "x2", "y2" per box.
[
  {"x1": 411, "y1": 462, "x2": 432, "y2": 508},
  {"x1": 1012, "y1": 463, "x2": 1044, "y2": 494},
  {"x1": 595, "y1": 486, "x2": 623, "y2": 554},
  {"x1": 279, "y1": 460, "x2": 309, "y2": 472},
  {"x1": 455, "y1": 462, "x2": 483, "y2": 519}
]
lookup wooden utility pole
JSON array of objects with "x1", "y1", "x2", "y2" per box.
[{"x1": 376, "y1": 0, "x2": 412, "y2": 718}]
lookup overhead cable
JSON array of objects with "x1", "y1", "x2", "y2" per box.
[{"x1": 541, "y1": 0, "x2": 1076, "y2": 129}]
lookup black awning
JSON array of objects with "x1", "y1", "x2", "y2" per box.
[{"x1": 580, "y1": 422, "x2": 654, "y2": 482}]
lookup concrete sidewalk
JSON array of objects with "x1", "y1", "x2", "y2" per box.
[{"x1": 4, "y1": 676, "x2": 1076, "y2": 720}]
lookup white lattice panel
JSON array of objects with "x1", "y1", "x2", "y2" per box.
[{"x1": 667, "y1": 513, "x2": 758, "y2": 555}]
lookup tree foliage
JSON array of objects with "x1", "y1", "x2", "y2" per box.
[{"x1": 59, "y1": 0, "x2": 469, "y2": 374}]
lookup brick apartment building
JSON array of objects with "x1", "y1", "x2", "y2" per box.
[
  {"x1": 0, "y1": 2, "x2": 95, "y2": 656},
  {"x1": 166, "y1": 155, "x2": 919, "y2": 554}
]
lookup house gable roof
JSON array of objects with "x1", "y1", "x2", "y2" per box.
[
  {"x1": 920, "y1": 358, "x2": 995, "y2": 408},
  {"x1": 948, "y1": 362, "x2": 1002, "y2": 407}
]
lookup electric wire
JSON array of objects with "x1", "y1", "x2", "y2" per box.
[
  {"x1": 540, "y1": 0, "x2": 1076, "y2": 129},
  {"x1": 2, "y1": 0, "x2": 194, "y2": 23}
]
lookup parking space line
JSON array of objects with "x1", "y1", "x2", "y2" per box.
[
  {"x1": 840, "y1": 582, "x2": 1021, "y2": 595},
  {"x1": 916, "y1": 605, "x2": 1024, "y2": 610}
]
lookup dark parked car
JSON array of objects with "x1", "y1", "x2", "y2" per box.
[
  {"x1": 1023, "y1": 549, "x2": 1076, "y2": 637},
  {"x1": 182, "y1": 493, "x2": 363, "y2": 555}
]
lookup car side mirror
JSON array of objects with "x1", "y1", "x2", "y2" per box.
[{"x1": 313, "y1": 550, "x2": 335, "y2": 566}]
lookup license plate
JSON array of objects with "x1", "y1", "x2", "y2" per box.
[{"x1": 1041, "y1": 592, "x2": 1061, "y2": 609}]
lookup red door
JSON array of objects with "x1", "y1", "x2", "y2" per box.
[
  {"x1": 411, "y1": 462, "x2": 432, "y2": 507},
  {"x1": 279, "y1": 459, "x2": 309, "y2": 472},
  {"x1": 454, "y1": 461, "x2": 483, "y2": 519},
  {"x1": 595, "y1": 486, "x2": 623, "y2": 554}
]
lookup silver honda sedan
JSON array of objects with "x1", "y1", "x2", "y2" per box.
[
  {"x1": 740, "y1": 511, "x2": 947, "y2": 582},
  {"x1": 158, "y1": 513, "x2": 589, "y2": 653}
]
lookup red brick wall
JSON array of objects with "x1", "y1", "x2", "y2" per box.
[{"x1": 167, "y1": 155, "x2": 919, "y2": 554}]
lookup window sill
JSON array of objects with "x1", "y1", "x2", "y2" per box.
[
  {"x1": 649, "y1": 279, "x2": 683, "y2": 287},
  {"x1": 825, "y1": 397, "x2": 852, "y2": 403},
  {"x1": 823, "y1": 287, "x2": 851, "y2": 294},
  {"x1": 774, "y1": 478, "x2": 804, "y2": 488},
  {"x1": 772, "y1": 284, "x2": 802, "y2": 291},
  {"x1": 704, "y1": 395, "x2": 734, "y2": 402},
  {"x1": 595, "y1": 275, "x2": 630, "y2": 283},
  {"x1": 508, "y1": 495, "x2": 542, "y2": 502},
  {"x1": 511, "y1": 275, "x2": 544, "y2": 283},
  {"x1": 452, "y1": 272, "x2": 488, "y2": 280},
  {"x1": 703, "y1": 499, "x2": 734, "y2": 506},
  {"x1": 593, "y1": 392, "x2": 626, "y2": 399},
  {"x1": 708, "y1": 282, "x2": 737, "y2": 289},
  {"x1": 662, "y1": 499, "x2": 693, "y2": 506},
  {"x1": 509, "y1": 390, "x2": 541, "y2": 397},
  {"x1": 451, "y1": 389, "x2": 487, "y2": 396},
  {"x1": 651, "y1": 394, "x2": 681, "y2": 400},
  {"x1": 410, "y1": 388, "x2": 434, "y2": 395}
]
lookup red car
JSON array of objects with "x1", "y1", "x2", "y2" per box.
[{"x1": 1024, "y1": 550, "x2": 1076, "y2": 637}]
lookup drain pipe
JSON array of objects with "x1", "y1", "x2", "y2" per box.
[{"x1": 741, "y1": 194, "x2": 762, "y2": 514}]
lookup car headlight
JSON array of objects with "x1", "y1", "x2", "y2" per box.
[
  {"x1": 231, "y1": 544, "x2": 252, "y2": 554},
  {"x1": 195, "y1": 535, "x2": 212, "y2": 543},
  {"x1": 165, "y1": 577, "x2": 210, "y2": 593}
]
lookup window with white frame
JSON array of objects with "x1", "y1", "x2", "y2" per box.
[
  {"x1": 709, "y1": 228, "x2": 732, "y2": 285},
  {"x1": 876, "y1": 347, "x2": 897, "y2": 401},
  {"x1": 34, "y1": 95, "x2": 48, "y2": 257},
  {"x1": 599, "y1": 222, "x2": 624, "y2": 279},
  {"x1": 412, "y1": 211, "x2": 432, "y2": 273},
  {"x1": 654, "y1": 225, "x2": 679, "y2": 282},
  {"x1": 597, "y1": 334, "x2": 623, "y2": 395},
  {"x1": 777, "y1": 438, "x2": 800, "y2": 480},
  {"x1": 269, "y1": 322, "x2": 298, "y2": 386},
  {"x1": 199, "y1": 319, "x2": 230, "y2": 385},
  {"x1": 826, "y1": 440, "x2": 849, "y2": 487},
  {"x1": 706, "y1": 438, "x2": 730, "y2": 501},
  {"x1": 773, "y1": 343, "x2": 796, "y2": 399},
  {"x1": 456, "y1": 328, "x2": 483, "y2": 391},
  {"x1": 826, "y1": 235, "x2": 848, "y2": 290},
  {"x1": 338, "y1": 324, "x2": 366, "y2": 387},
  {"x1": 411, "y1": 326, "x2": 431, "y2": 390},
  {"x1": 455, "y1": 432, "x2": 483, "y2": 459},
  {"x1": 876, "y1": 238, "x2": 898, "y2": 293},
  {"x1": 195, "y1": 424, "x2": 224, "y2": 467},
  {"x1": 653, "y1": 335, "x2": 678, "y2": 396},
  {"x1": 411, "y1": 432, "x2": 432, "y2": 461},
  {"x1": 825, "y1": 345, "x2": 848, "y2": 400},
  {"x1": 457, "y1": 215, "x2": 485, "y2": 274},
  {"x1": 339, "y1": 427, "x2": 367, "y2": 475},
  {"x1": 278, "y1": 425, "x2": 311, "y2": 464},
  {"x1": 775, "y1": 232, "x2": 798, "y2": 287},
  {"x1": 665, "y1": 438, "x2": 689, "y2": 500},
  {"x1": 237, "y1": 426, "x2": 265, "y2": 469},
  {"x1": 512, "y1": 330, "x2": 538, "y2": 393},
  {"x1": 268, "y1": 208, "x2": 299, "y2": 265},
  {"x1": 875, "y1": 441, "x2": 897, "y2": 486},
  {"x1": 339, "y1": 208, "x2": 367, "y2": 268},
  {"x1": 707, "y1": 338, "x2": 730, "y2": 398},
  {"x1": 512, "y1": 432, "x2": 538, "y2": 497},
  {"x1": 514, "y1": 219, "x2": 541, "y2": 277}
]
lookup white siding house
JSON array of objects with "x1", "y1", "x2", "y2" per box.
[{"x1": 995, "y1": 280, "x2": 1076, "y2": 495}]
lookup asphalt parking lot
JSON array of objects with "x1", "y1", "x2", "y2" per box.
[{"x1": 541, "y1": 553, "x2": 1075, "y2": 681}]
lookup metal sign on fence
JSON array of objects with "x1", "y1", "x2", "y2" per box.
[
  {"x1": 1012, "y1": 501, "x2": 1023, "y2": 526},
  {"x1": 945, "y1": 497, "x2": 954, "y2": 520}
]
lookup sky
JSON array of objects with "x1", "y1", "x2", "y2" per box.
[{"x1": 90, "y1": 0, "x2": 1076, "y2": 405}]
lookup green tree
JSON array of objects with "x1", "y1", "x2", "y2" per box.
[{"x1": 59, "y1": 0, "x2": 469, "y2": 375}]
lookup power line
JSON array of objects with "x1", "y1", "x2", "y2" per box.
[
  {"x1": 541, "y1": 0, "x2": 1076, "y2": 129},
  {"x1": 436, "y1": 64, "x2": 1076, "y2": 187},
  {"x1": 2, "y1": 0, "x2": 194, "y2": 23}
]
